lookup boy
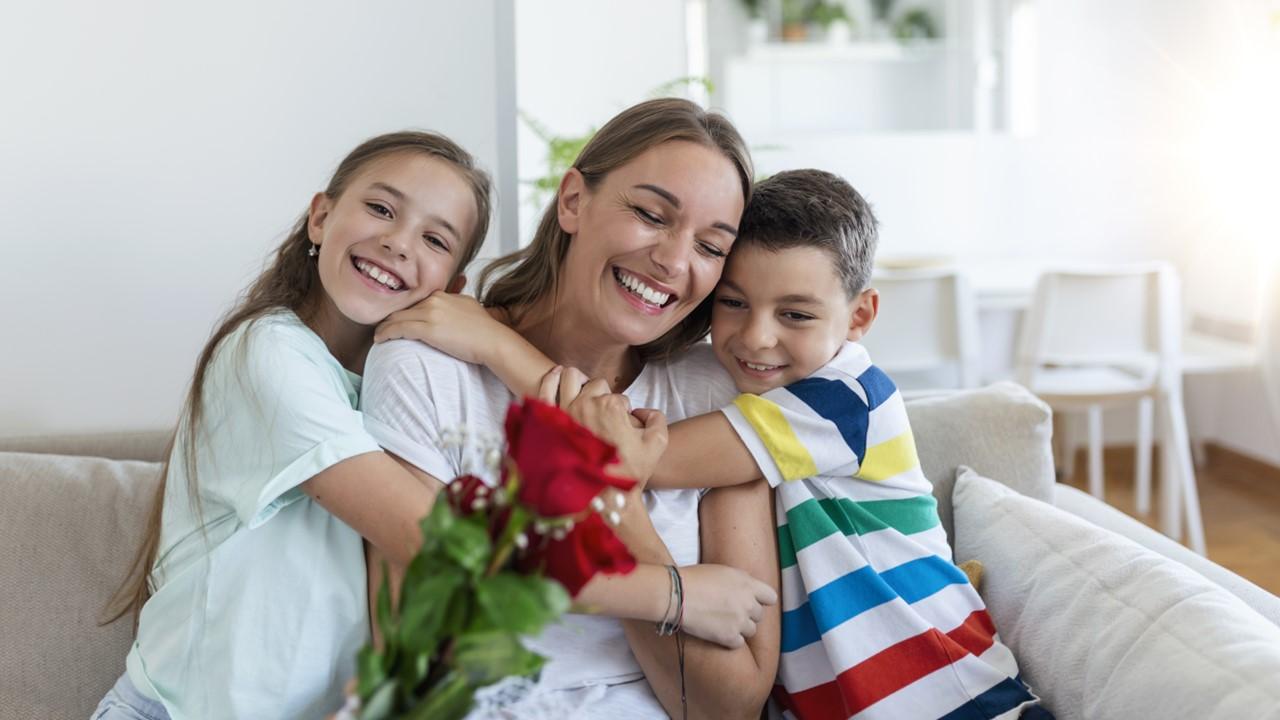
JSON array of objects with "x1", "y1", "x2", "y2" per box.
[{"x1": 649, "y1": 170, "x2": 1044, "y2": 719}]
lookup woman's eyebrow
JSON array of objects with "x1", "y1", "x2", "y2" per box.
[{"x1": 634, "y1": 183, "x2": 738, "y2": 237}]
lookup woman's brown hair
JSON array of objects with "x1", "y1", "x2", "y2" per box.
[
  {"x1": 104, "y1": 131, "x2": 492, "y2": 626},
  {"x1": 479, "y1": 98, "x2": 752, "y2": 361}
]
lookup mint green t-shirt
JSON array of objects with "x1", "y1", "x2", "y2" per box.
[{"x1": 125, "y1": 311, "x2": 382, "y2": 719}]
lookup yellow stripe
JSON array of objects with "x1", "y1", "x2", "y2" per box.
[
  {"x1": 732, "y1": 394, "x2": 818, "y2": 482},
  {"x1": 858, "y1": 428, "x2": 921, "y2": 482}
]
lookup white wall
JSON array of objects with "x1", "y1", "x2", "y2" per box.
[{"x1": 0, "y1": 0, "x2": 514, "y2": 437}]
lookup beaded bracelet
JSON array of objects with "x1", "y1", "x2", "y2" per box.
[{"x1": 657, "y1": 564, "x2": 682, "y2": 635}]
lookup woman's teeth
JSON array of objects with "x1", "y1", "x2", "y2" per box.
[
  {"x1": 614, "y1": 268, "x2": 671, "y2": 306},
  {"x1": 354, "y1": 258, "x2": 403, "y2": 290}
]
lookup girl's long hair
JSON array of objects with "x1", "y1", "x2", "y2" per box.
[
  {"x1": 479, "y1": 98, "x2": 752, "y2": 361},
  {"x1": 103, "y1": 131, "x2": 492, "y2": 626}
]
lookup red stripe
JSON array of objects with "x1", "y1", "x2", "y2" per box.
[
  {"x1": 945, "y1": 609, "x2": 997, "y2": 658},
  {"x1": 782, "y1": 611, "x2": 1000, "y2": 719}
]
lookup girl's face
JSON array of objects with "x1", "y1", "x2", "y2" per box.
[
  {"x1": 556, "y1": 141, "x2": 745, "y2": 348},
  {"x1": 308, "y1": 151, "x2": 479, "y2": 326}
]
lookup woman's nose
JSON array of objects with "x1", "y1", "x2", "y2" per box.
[{"x1": 649, "y1": 232, "x2": 692, "y2": 279}]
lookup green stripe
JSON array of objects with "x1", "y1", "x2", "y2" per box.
[{"x1": 777, "y1": 495, "x2": 940, "y2": 568}]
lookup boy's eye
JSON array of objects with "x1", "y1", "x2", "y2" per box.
[
  {"x1": 367, "y1": 202, "x2": 392, "y2": 218},
  {"x1": 716, "y1": 297, "x2": 745, "y2": 309},
  {"x1": 782, "y1": 311, "x2": 815, "y2": 322}
]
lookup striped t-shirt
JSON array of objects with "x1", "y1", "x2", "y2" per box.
[{"x1": 720, "y1": 341, "x2": 1038, "y2": 720}]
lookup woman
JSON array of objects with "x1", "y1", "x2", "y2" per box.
[{"x1": 361, "y1": 98, "x2": 781, "y2": 718}]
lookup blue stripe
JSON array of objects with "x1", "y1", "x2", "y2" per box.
[
  {"x1": 785, "y1": 376, "x2": 869, "y2": 460},
  {"x1": 938, "y1": 678, "x2": 1037, "y2": 720},
  {"x1": 780, "y1": 555, "x2": 968, "y2": 653},
  {"x1": 856, "y1": 365, "x2": 897, "y2": 410},
  {"x1": 880, "y1": 555, "x2": 970, "y2": 604}
]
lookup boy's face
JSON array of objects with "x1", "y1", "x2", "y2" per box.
[{"x1": 711, "y1": 244, "x2": 877, "y2": 394}]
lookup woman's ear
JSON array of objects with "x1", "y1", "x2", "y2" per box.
[
  {"x1": 307, "y1": 192, "x2": 332, "y2": 247},
  {"x1": 556, "y1": 168, "x2": 585, "y2": 235},
  {"x1": 846, "y1": 288, "x2": 879, "y2": 342}
]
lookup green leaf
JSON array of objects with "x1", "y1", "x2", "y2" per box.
[
  {"x1": 374, "y1": 563, "x2": 396, "y2": 655},
  {"x1": 358, "y1": 680, "x2": 395, "y2": 720},
  {"x1": 453, "y1": 630, "x2": 547, "y2": 686},
  {"x1": 355, "y1": 644, "x2": 386, "y2": 699},
  {"x1": 442, "y1": 515, "x2": 492, "y2": 577},
  {"x1": 403, "y1": 672, "x2": 475, "y2": 720},
  {"x1": 398, "y1": 563, "x2": 467, "y2": 655},
  {"x1": 476, "y1": 573, "x2": 571, "y2": 635}
]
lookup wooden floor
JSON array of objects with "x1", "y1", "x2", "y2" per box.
[{"x1": 1061, "y1": 444, "x2": 1280, "y2": 594}]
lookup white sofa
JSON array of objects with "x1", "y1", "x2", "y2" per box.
[{"x1": 1, "y1": 383, "x2": 1277, "y2": 719}]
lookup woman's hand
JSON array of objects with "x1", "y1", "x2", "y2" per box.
[
  {"x1": 540, "y1": 368, "x2": 668, "y2": 485},
  {"x1": 678, "y1": 564, "x2": 778, "y2": 649},
  {"x1": 375, "y1": 291, "x2": 509, "y2": 365}
]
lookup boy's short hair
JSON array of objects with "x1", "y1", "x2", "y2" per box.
[{"x1": 736, "y1": 169, "x2": 878, "y2": 298}]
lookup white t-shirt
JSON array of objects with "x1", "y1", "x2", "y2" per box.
[
  {"x1": 361, "y1": 340, "x2": 736, "y2": 716},
  {"x1": 126, "y1": 312, "x2": 381, "y2": 720}
]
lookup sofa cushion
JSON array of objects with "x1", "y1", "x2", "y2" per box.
[
  {"x1": 906, "y1": 382, "x2": 1056, "y2": 546},
  {"x1": 0, "y1": 451, "x2": 162, "y2": 719},
  {"x1": 953, "y1": 467, "x2": 1280, "y2": 719}
]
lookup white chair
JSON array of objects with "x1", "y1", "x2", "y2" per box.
[
  {"x1": 1016, "y1": 264, "x2": 1207, "y2": 555},
  {"x1": 862, "y1": 268, "x2": 982, "y2": 394}
]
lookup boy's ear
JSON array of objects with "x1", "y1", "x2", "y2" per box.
[
  {"x1": 307, "y1": 192, "x2": 332, "y2": 247},
  {"x1": 556, "y1": 168, "x2": 586, "y2": 235},
  {"x1": 446, "y1": 274, "x2": 467, "y2": 294},
  {"x1": 847, "y1": 288, "x2": 879, "y2": 342}
]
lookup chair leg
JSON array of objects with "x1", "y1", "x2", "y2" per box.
[
  {"x1": 1135, "y1": 397, "x2": 1153, "y2": 515},
  {"x1": 1157, "y1": 395, "x2": 1183, "y2": 542},
  {"x1": 1058, "y1": 411, "x2": 1077, "y2": 479},
  {"x1": 1161, "y1": 392, "x2": 1207, "y2": 555},
  {"x1": 1087, "y1": 404, "x2": 1104, "y2": 500}
]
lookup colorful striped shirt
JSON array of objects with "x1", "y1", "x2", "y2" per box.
[{"x1": 720, "y1": 342, "x2": 1039, "y2": 720}]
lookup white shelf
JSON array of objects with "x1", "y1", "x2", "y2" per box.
[{"x1": 746, "y1": 39, "x2": 947, "y2": 62}]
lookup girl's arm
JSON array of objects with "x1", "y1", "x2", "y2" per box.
[
  {"x1": 647, "y1": 411, "x2": 765, "y2": 490},
  {"x1": 619, "y1": 478, "x2": 781, "y2": 720},
  {"x1": 375, "y1": 291, "x2": 555, "y2": 399}
]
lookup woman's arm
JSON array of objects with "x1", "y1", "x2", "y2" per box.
[
  {"x1": 618, "y1": 479, "x2": 781, "y2": 720},
  {"x1": 375, "y1": 291, "x2": 556, "y2": 399}
]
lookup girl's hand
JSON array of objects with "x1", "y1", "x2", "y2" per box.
[
  {"x1": 678, "y1": 564, "x2": 778, "y2": 649},
  {"x1": 375, "y1": 291, "x2": 507, "y2": 365}
]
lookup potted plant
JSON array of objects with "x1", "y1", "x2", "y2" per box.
[
  {"x1": 894, "y1": 7, "x2": 939, "y2": 41},
  {"x1": 738, "y1": 0, "x2": 769, "y2": 44},
  {"x1": 781, "y1": 0, "x2": 809, "y2": 42},
  {"x1": 810, "y1": 1, "x2": 853, "y2": 44},
  {"x1": 869, "y1": 0, "x2": 894, "y2": 39}
]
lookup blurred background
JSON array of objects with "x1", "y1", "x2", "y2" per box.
[{"x1": 1, "y1": 0, "x2": 1276, "y2": 578}]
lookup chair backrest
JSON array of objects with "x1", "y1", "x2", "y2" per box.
[
  {"x1": 861, "y1": 269, "x2": 981, "y2": 389},
  {"x1": 1015, "y1": 263, "x2": 1182, "y2": 389}
]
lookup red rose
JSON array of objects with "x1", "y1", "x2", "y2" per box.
[
  {"x1": 504, "y1": 400, "x2": 636, "y2": 517},
  {"x1": 522, "y1": 512, "x2": 637, "y2": 597}
]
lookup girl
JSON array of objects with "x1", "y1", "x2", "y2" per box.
[{"x1": 94, "y1": 131, "x2": 492, "y2": 719}]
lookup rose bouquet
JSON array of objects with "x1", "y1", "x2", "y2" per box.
[{"x1": 351, "y1": 399, "x2": 639, "y2": 720}]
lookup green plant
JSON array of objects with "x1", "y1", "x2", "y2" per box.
[
  {"x1": 520, "y1": 77, "x2": 715, "y2": 210},
  {"x1": 870, "y1": 0, "x2": 894, "y2": 21},
  {"x1": 894, "y1": 7, "x2": 939, "y2": 40},
  {"x1": 809, "y1": 1, "x2": 849, "y2": 28},
  {"x1": 738, "y1": 0, "x2": 764, "y2": 20},
  {"x1": 781, "y1": 0, "x2": 810, "y2": 26}
]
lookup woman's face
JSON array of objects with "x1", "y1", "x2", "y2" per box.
[{"x1": 556, "y1": 140, "x2": 745, "y2": 349}]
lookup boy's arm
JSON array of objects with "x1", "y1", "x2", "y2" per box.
[
  {"x1": 648, "y1": 412, "x2": 766, "y2": 490},
  {"x1": 375, "y1": 291, "x2": 555, "y2": 398}
]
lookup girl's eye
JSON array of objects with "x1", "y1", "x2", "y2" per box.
[
  {"x1": 633, "y1": 206, "x2": 664, "y2": 226},
  {"x1": 716, "y1": 297, "x2": 745, "y2": 309},
  {"x1": 697, "y1": 241, "x2": 727, "y2": 259},
  {"x1": 424, "y1": 234, "x2": 449, "y2": 251},
  {"x1": 367, "y1": 202, "x2": 392, "y2": 218}
]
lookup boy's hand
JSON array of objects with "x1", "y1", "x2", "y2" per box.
[{"x1": 375, "y1": 291, "x2": 509, "y2": 365}]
